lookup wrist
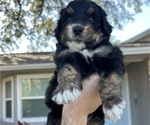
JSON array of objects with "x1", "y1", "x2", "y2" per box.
[
  {"x1": 61, "y1": 104, "x2": 88, "y2": 125},
  {"x1": 61, "y1": 113, "x2": 87, "y2": 125}
]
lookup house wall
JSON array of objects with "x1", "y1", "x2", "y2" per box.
[{"x1": 127, "y1": 60, "x2": 149, "y2": 125}]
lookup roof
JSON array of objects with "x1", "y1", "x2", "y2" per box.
[
  {"x1": 0, "y1": 52, "x2": 55, "y2": 71},
  {"x1": 0, "y1": 52, "x2": 54, "y2": 66},
  {"x1": 122, "y1": 28, "x2": 150, "y2": 44},
  {"x1": 119, "y1": 28, "x2": 150, "y2": 48},
  {"x1": 119, "y1": 29, "x2": 150, "y2": 55}
]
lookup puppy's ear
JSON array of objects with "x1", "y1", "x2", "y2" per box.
[
  {"x1": 98, "y1": 6, "x2": 113, "y2": 36},
  {"x1": 54, "y1": 8, "x2": 65, "y2": 42}
]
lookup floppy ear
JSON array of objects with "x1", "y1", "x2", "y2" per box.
[
  {"x1": 98, "y1": 6, "x2": 113, "y2": 36},
  {"x1": 54, "y1": 8, "x2": 65, "y2": 42}
]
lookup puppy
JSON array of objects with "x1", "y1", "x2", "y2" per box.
[{"x1": 45, "y1": 0, "x2": 125, "y2": 124}]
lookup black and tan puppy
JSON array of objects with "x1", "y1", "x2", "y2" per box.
[{"x1": 45, "y1": 0, "x2": 125, "y2": 124}]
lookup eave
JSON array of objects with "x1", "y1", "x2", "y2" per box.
[{"x1": 0, "y1": 63, "x2": 55, "y2": 71}]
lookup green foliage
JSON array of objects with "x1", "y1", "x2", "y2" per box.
[{"x1": 0, "y1": 0, "x2": 149, "y2": 53}]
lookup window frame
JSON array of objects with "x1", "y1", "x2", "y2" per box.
[
  {"x1": 3, "y1": 76, "x2": 14, "y2": 122},
  {"x1": 17, "y1": 74, "x2": 50, "y2": 122}
]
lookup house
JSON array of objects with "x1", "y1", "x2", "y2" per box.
[{"x1": 0, "y1": 29, "x2": 150, "y2": 125}]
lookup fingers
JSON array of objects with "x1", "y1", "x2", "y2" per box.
[{"x1": 80, "y1": 74, "x2": 102, "y2": 114}]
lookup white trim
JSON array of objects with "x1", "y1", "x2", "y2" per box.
[
  {"x1": 17, "y1": 74, "x2": 50, "y2": 123},
  {"x1": 19, "y1": 117, "x2": 47, "y2": 123},
  {"x1": 3, "y1": 76, "x2": 14, "y2": 123},
  {"x1": 121, "y1": 46, "x2": 150, "y2": 56},
  {"x1": 0, "y1": 63, "x2": 55, "y2": 71},
  {"x1": 124, "y1": 73, "x2": 132, "y2": 125},
  {"x1": 21, "y1": 96, "x2": 45, "y2": 100}
]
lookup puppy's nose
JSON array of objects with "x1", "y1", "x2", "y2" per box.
[{"x1": 73, "y1": 26, "x2": 84, "y2": 35}]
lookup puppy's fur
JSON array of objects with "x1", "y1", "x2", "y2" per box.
[{"x1": 45, "y1": 0, "x2": 125, "y2": 124}]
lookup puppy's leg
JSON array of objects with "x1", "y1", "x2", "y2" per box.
[
  {"x1": 52, "y1": 64, "x2": 81, "y2": 104},
  {"x1": 93, "y1": 46, "x2": 125, "y2": 121},
  {"x1": 100, "y1": 73, "x2": 126, "y2": 122}
]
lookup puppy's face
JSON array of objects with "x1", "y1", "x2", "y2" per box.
[{"x1": 55, "y1": 0, "x2": 112, "y2": 50}]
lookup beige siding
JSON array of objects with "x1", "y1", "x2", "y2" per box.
[{"x1": 127, "y1": 61, "x2": 149, "y2": 125}]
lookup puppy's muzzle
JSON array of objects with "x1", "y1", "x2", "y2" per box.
[{"x1": 73, "y1": 25, "x2": 84, "y2": 36}]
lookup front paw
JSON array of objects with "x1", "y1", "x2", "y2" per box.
[
  {"x1": 103, "y1": 100, "x2": 126, "y2": 122},
  {"x1": 52, "y1": 79, "x2": 81, "y2": 104}
]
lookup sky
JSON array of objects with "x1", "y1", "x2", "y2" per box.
[{"x1": 112, "y1": 5, "x2": 150, "y2": 42}]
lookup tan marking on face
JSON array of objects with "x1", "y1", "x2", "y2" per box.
[
  {"x1": 65, "y1": 25, "x2": 73, "y2": 39},
  {"x1": 61, "y1": 24, "x2": 73, "y2": 41},
  {"x1": 92, "y1": 31, "x2": 103, "y2": 42},
  {"x1": 83, "y1": 24, "x2": 95, "y2": 41},
  {"x1": 61, "y1": 24, "x2": 86, "y2": 51},
  {"x1": 67, "y1": 7, "x2": 74, "y2": 14},
  {"x1": 87, "y1": 7, "x2": 94, "y2": 15},
  {"x1": 61, "y1": 23, "x2": 103, "y2": 48},
  {"x1": 83, "y1": 24, "x2": 103, "y2": 43}
]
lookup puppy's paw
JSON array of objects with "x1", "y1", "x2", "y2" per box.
[
  {"x1": 52, "y1": 78, "x2": 81, "y2": 104},
  {"x1": 103, "y1": 100, "x2": 126, "y2": 122},
  {"x1": 52, "y1": 88, "x2": 81, "y2": 104},
  {"x1": 53, "y1": 65, "x2": 81, "y2": 104}
]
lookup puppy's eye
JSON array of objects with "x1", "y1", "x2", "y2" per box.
[
  {"x1": 90, "y1": 17, "x2": 95, "y2": 22},
  {"x1": 67, "y1": 17, "x2": 72, "y2": 21}
]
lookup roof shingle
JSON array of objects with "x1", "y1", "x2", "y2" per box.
[{"x1": 0, "y1": 52, "x2": 54, "y2": 66}]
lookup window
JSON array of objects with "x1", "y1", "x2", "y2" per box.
[
  {"x1": 17, "y1": 74, "x2": 50, "y2": 122},
  {"x1": 3, "y1": 77, "x2": 14, "y2": 122}
]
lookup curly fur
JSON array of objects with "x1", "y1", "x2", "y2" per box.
[{"x1": 45, "y1": 0, "x2": 125, "y2": 125}]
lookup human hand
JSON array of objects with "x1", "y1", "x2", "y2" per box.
[
  {"x1": 61, "y1": 74, "x2": 102, "y2": 125},
  {"x1": 81, "y1": 74, "x2": 102, "y2": 115}
]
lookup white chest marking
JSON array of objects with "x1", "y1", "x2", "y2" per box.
[
  {"x1": 66, "y1": 41, "x2": 86, "y2": 51},
  {"x1": 80, "y1": 49, "x2": 93, "y2": 58},
  {"x1": 80, "y1": 46, "x2": 112, "y2": 60}
]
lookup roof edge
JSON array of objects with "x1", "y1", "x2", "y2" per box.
[
  {"x1": 123, "y1": 28, "x2": 150, "y2": 44},
  {"x1": 0, "y1": 63, "x2": 55, "y2": 71},
  {"x1": 120, "y1": 46, "x2": 150, "y2": 55}
]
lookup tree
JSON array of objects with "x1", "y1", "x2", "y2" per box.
[{"x1": 0, "y1": 0, "x2": 149, "y2": 53}]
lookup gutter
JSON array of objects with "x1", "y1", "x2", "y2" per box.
[
  {"x1": 121, "y1": 46, "x2": 150, "y2": 55},
  {"x1": 0, "y1": 63, "x2": 56, "y2": 71}
]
